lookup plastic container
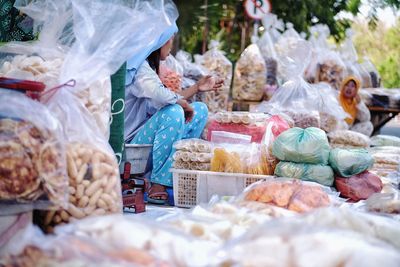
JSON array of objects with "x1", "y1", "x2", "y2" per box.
[
  {"x1": 120, "y1": 144, "x2": 153, "y2": 175},
  {"x1": 171, "y1": 168, "x2": 273, "y2": 208}
]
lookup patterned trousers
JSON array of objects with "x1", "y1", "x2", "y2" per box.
[{"x1": 131, "y1": 102, "x2": 208, "y2": 187}]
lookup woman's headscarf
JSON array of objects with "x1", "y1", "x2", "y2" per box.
[
  {"x1": 339, "y1": 76, "x2": 361, "y2": 125},
  {"x1": 125, "y1": 22, "x2": 178, "y2": 86}
]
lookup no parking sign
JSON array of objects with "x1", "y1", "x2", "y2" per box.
[{"x1": 244, "y1": 0, "x2": 271, "y2": 20}]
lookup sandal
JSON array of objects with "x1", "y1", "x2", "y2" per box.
[{"x1": 147, "y1": 183, "x2": 169, "y2": 205}]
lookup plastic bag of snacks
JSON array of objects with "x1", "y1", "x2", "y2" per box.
[
  {"x1": 274, "y1": 162, "x2": 334, "y2": 186},
  {"x1": 35, "y1": 90, "x2": 122, "y2": 233},
  {"x1": 0, "y1": 89, "x2": 68, "y2": 213},
  {"x1": 328, "y1": 130, "x2": 370, "y2": 148},
  {"x1": 210, "y1": 131, "x2": 252, "y2": 144},
  {"x1": 329, "y1": 148, "x2": 374, "y2": 177},
  {"x1": 2, "y1": 0, "x2": 179, "y2": 139},
  {"x1": 256, "y1": 42, "x2": 347, "y2": 132},
  {"x1": 241, "y1": 179, "x2": 333, "y2": 213},
  {"x1": 314, "y1": 51, "x2": 346, "y2": 90},
  {"x1": 159, "y1": 54, "x2": 183, "y2": 93},
  {"x1": 198, "y1": 40, "x2": 232, "y2": 112},
  {"x1": 272, "y1": 127, "x2": 331, "y2": 165},
  {"x1": 218, "y1": 217, "x2": 400, "y2": 267},
  {"x1": 351, "y1": 121, "x2": 374, "y2": 137},
  {"x1": 206, "y1": 112, "x2": 269, "y2": 143},
  {"x1": 335, "y1": 171, "x2": 383, "y2": 202},
  {"x1": 211, "y1": 143, "x2": 277, "y2": 175},
  {"x1": 172, "y1": 139, "x2": 212, "y2": 171},
  {"x1": 232, "y1": 44, "x2": 266, "y2": 101},
  {"x1": 371, "y1": 135, "x2": 400, "y2": 147},
  {"x1": 365, "y1": 192, "x2": 400, "y2": 215}
]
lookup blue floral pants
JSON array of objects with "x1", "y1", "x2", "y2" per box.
[{"x1": 131, "y1": 102, "x2": 208, "y2": 187}]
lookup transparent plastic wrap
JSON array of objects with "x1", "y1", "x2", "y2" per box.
[
  {"x1": 272, "y1": 127, "x2": 330, "y2": 165},
  {"x1": 52, "y1": 215, "x2": 217, "y2": 267},
  {"x1": 0, "y1": 90, "x2": 68, "y2": 213},
  {"x1": 328, "y1": 148, "x2": 374, "y2": 177},
  {"x1": 360, "y1": 56, "x2": 381, "y2": 88},
  {"x1": 218, "y1": 218, "x2": 400, "y2": 267},
  {"x1": 199, "y1": 40, "x2": 232, "y2": 112},
  {"x1": 240, "y1": 179, "x2": 335, "y2": 213},
  {"x1": 173, "y1": 138, "x2": 212, "y2": 153},
  {"x1": 159, "y1": 200, "x2": 295, "y2": 245},
  {"x1": 159, "y1": 54, "x2": 183, "y2": 93},
  {"x1": 314, "y1": 51, "x2": 346, "y2": 90},
  {"x1": 299, "y1": 207, "x2": 400, "y2": 249},
  {"x1": 365, "y1": 192, "x2": 400, "y2": 215},
  {"x1": 339, "y1": 29, "x2": 363, "y2": 84},
  {"x1": 274, "y1": 162, "x2": 334, "y2": 187},
  {"x1": 176, "y1": 50, "x2": 209, "y2": 82},
  {"x1": 356, "y1": 100, "x2": 371, "y2": 122},
  {"x1": 256, "y1": 73, "x2": 347, "y2": 132},
  {"x1": 206, "y1": 112, "x2": 269, "y2": 144},
  {"x1": 172, "y1": 138, "x2": 212, "y2": 170},
  {"x1": 371, "y1": 135, "x2": 400, "y2": 147},
  {"x1": 335, "y1": 171, "x2": 383, "y2": 202},
  {"x1": 35, "y1": 90, "x2": 122, "y2": 233},
  {"x1": 2, "y1": 0, "x2": 179, "y2": 138},
  {"x1": 328, "y1": 130, "x2": 370, "y2": 148},
  {"x1": 0, "y1": 212, "x2": 33, "y2": 258},
  {"x1": 257, "y1": 15, "x2": 281, "y2": 100},
  {"x1": 213, "y1": 111, "x2": 268, "y2": 125},
  {"x1": 210, "y1": 131, "x2": 252, "y2": 145},
  {"x1": 210, "y1": 143, "x2": 277, "y2": 175},
  {"x1": 350, "y1": 121, "x2": 374, "y2": 137},
  {"x1": 232, "y1": 44, "x2": 266, "y2": 101}
]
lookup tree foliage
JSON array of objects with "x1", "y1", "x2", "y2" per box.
[
  {"x1": 353, "y1": 18, "x2": 400, "y2": 88},
  {"x1": 174, "y1": 0, "x2": 399, "y2": 62}
]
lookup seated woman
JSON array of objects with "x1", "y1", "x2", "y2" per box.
[
  {"x1": 339, "y1": 76, "x2": 374, "y2": 136},
  {"x1": 124, "y1": 24, "x2": 222, "y2": 204}
]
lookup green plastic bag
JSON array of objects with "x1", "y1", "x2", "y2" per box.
[
  {"x1": 371, "y1": 135, "x2": 400, "y2": 147},
  {"x1": 272, "y1": 127, "x2": 330, "y2": 164},
  {"x1": 329, "y1": 148, "x2": 374, "y2": 177},
  {"x1": 274, "y1": 161, "x2": 334, "y2": 186}
]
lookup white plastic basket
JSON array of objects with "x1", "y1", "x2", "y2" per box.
[{"x1": 171, "y1": 168, "x2": 274, "y2": 208}]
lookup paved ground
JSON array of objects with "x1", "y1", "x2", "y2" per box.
[{"x1": 380, "y1": 126, "x2": 400, "y2": 137}]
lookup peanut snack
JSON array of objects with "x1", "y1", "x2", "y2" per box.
[{"x1": 39, "y1": 143, "x2": 121, "y2": 232}]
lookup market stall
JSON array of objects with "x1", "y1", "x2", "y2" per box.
[{"x1": 1, "y1": 1, "x2": 400, "y2": 266}]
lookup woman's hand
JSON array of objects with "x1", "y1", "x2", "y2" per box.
[
  {"x1": 177, "y1": 99, "x2": 194, "y2": 123},
  {"x1": 197, "y1": 75, "x2": 224, "y2": 92}
]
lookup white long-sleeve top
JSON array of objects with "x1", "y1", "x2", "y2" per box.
[{"x1": 124, "y1": 60, "x2": 182, "y2": 142}]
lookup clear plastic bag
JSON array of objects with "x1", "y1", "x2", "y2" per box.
[
  {"x1": 206, "y1": 113, "x2": 269, "y2": 144},
  {"x1": 210, "y1": 143, "x2": 277, "y2": 175},
  {"x1": 356, "y1": 100, "x2": 371, "y2": 122},
  {"x1": 36, "y1": 90, "x2": 122, "y2": 233},
  {"x1": 0, "y1": 90, "x2": 68, "y2": 213},
  {"x1": 232, "y1": 43, "x2": 266, "y2": 101},
  {"x1": 218, "y1": 215, "x2": 400, "y2": 267},
  {"x1": 335, "y1": 171, "x2": 383, "y2": 202},
  {"x1": 272, "y1": 127, "x2": 331, "y2": 165},
  {"x1": 360, "y1": 57, "x2": 381, "y2": 88},
  {"x1": 366, "y1": 192, "x2": 400, "y2": 215},
  {"x1": 257, "y1": 15, "x2": 281, "y2": 100},
  {"x1": 3, "y1": 0, "x2": 179, "y2": 138},
  {"x1": 241, "y1": 179, "x2": 333, "y2": 213},
  {"x1": 274, "y1": 162, "x2": 334, "y2": 187},
  {"x1": 176, "y1": 50, "x2": 209, "y2": 82},
  {"x1": 199, "y1": 40, "x2": 232, "y2": 112},
  {"x1": 350, "y1": 121, "x2": 374, "y2": 137},
  {"x1": 329, "y1": 148, "x2": 374, "y2": 177},
  {"x1": 328, "y1": 130, "x2": 370, "y2": 148},
  {"x1": 159, "y1": 54, "x2": 183, "y2": 93},
  {"x1": 210, "y1": 131, "x2": 252, "y2": 144},
  {"x1": 173, "y1": 138, "x2": 212, "y2": 153},
  {"x1": 371, "y1": 135, "x2": 400, "y2": 147}
]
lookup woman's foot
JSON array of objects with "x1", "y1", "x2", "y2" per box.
[{"x1": 147, "y1": 183, "x2": 169, "y2": 204}]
